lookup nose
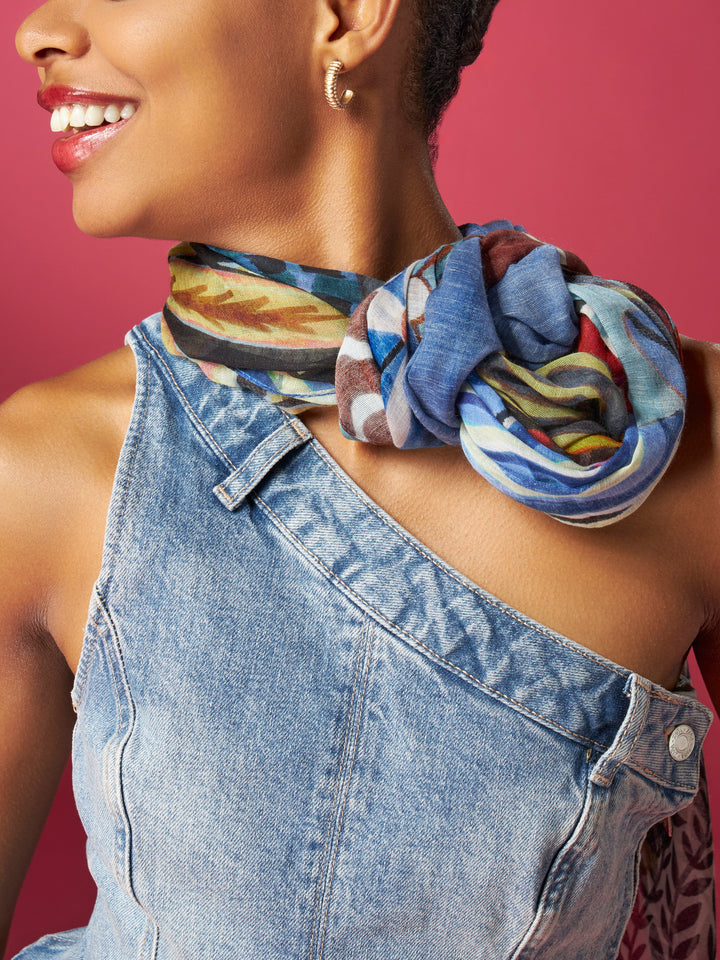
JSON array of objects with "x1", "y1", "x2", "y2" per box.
[{"x1": 15, "y1": 0, "x2": 90, "y2": 68}]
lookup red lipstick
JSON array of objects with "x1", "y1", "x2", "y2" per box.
[
  {"x1": 51, "y1": 122, "x2": 132, "y2": 174},
  {"x1": 38, "y1": 86, "x2": 139, "y2": 175},
  {"x1": 37, "y1": 85, "x2": 137, "y2": 111}
]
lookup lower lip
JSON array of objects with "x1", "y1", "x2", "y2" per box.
[{"x1": 51, "y1": 116, "x2": 133, "y2": 174}]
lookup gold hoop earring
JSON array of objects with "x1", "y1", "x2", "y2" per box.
[{"x1": 324, "y1": 60, "x2": 354, "y2": 111}]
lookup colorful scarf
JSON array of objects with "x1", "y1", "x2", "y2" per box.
[{"x1": 161, "y1": 221, "x2": 686, "y2": 526}]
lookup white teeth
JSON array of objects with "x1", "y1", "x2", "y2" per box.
[
  {"x1": 68, "y1": 104, "x2": 86, "y2": 128},
  {"x1": 85, "y1": 104, "x2": 105, "y2": 127},
  {"x1": 50, "y1": 105, "x2": 71, "y2": 131},
  {"x1": 50, "y1": 100, "x2": 137, "y2": 133}
]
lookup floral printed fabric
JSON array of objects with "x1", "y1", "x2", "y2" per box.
[{"x1": 162, "y1": 222, "x2": 687, "y2": 527}]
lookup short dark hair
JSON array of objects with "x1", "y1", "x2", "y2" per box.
[{"x1": 407, "y1": 0, "x2": 501, "y2": 150}]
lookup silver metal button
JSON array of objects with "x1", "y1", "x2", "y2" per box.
[{"x1": 668, "y1": 724, "x2": 695, "y2": 761}]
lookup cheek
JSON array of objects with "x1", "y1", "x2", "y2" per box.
[{"x1": 107, "y1": 14, "x2": 315, "y2": 176}]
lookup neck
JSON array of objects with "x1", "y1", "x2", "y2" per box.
[{"x1": 199, "y1": 116, "x2": 461, "y2": 280}]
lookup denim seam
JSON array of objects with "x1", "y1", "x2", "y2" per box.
[
  {"x1": 138, "y1": 916, "x2": 152, "y2": 960},
  {"x1": 215, "y1": 430, "x2": 307, "y2": 507},
  {"x1": 135, "y1": 326, "x2": 235, "y2": 470},
  {"x1": 93, "y1": 593, "x2": 141, "y2": 908},
  {"x1": 592, "y1": 681, "x2": 650, "y2": 788},
  {"x1": 511, "y1": 767, "x2": 596, "y2": 957},
  {"x1": 253, "y1": 493, "x2": 609, "y2": 752},
  {"x1": 102, "y1": 344, "x2": 152, "y2": 589},
  {"x1": 71, "y1": 608, "x2": 103, "y2": 710},
  {"x1": 138, "y1": 915, "x2": 160, "y2": 960},
  {"x1": 99, "y1": 597, "x2": 133, "y2": 890},
  {"x1": 309, "y1": 615, "x2": 371, "y2": 958},
  {"x1": 224, "y1": 422, "x2": 301, "y2": 488},
  {"x1": 318, "y1": 624, "x2": 374, "y2": 960},
  {"x1": 623, "y1": 758, "x2": 698, "y2": 793},
  {"x1": 638, "y1": 678, "x2": 695, "y2": 706},
  {"x1": 303, "y1": 438, "x2": 629, "y2": 681},
  {"x1": 35, "y1": 934, "x2": 81, "y2": 944}
]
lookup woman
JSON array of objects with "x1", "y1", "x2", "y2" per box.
[{"x1": 3, "y1": 0, "x2": 718, "y2": 956}]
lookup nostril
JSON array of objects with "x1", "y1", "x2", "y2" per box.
[
  {"x1": 35, "y1": 47, "x2": 70, "y2": 61},
  {"x1": 15, "y1": 10, "x2": 91, "y2": 66}
]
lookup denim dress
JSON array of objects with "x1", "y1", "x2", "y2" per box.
[{"x1": 14, "y1": 313, "x2": 713, "y2": 960}]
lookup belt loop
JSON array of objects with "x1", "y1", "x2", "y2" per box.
[
  {"x1": 591, "y1": 675, "x2": 649, "y2": 788},
  {"x1": 213, "y1": 417, "x2": 311, "y2": 511}
]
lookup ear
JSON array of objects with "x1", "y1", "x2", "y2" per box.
[{"x1": 313, "y1": 0, "x2": 406, "y2": 74}]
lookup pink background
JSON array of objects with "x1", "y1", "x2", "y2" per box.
[{"x1": 2, "y1": 0, "x2": 719, "y2": 954}]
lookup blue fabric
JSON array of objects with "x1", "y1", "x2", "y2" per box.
[
  {"x1": 337, "y1": 227, "x2": 686, "y2": 526},
  {"x1": 14, "y1": 313, "x2": 712, "y2": 960},
  {"x1": 164, "y1": 222, "x2": 687, "y2": 526}
]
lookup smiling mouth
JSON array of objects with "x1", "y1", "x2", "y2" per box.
[{"x1": 50, "y1": 101, "x2": 137, "y2": 135}]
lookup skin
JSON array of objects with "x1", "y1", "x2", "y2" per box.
[{"x1": 3, "y1": 0, "x2": 720, "y2": 949}]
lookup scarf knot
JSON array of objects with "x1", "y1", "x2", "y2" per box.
[{"x1": 162, "y1": 221, "x2": 685, "y2": 526}]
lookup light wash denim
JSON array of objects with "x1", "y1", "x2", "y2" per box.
[{"x1": 14, "y1": 313, "x2": 712, "y2": 960}]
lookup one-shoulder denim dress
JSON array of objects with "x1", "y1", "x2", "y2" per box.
[{"x1": 14, "y1": 313, "x2": 713, "y2": 960}]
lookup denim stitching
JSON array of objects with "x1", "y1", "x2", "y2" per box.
[
  {"x1": 594, "y1": 680, "x2": 650, "y2": 788},
  {"x1": 93, "y1": 593, "x2": 140, "y2": 906},
  {"x1": 624, "y1": 758, "x2": 698, "y2": 792},
  {"x1": 304, "y1": 439, "x2": 629, "y2": 681},
  {"x1": 146, "y1": 918, "x2": 160, "y2": 960},
  {"x1": 253, "y1": 493, "x2": 609, "y2": 752},
  {"x1": 103, "y1": 344, "x2": 151, "y2": 584},
  {"x1": 72, "y1": 606, "x2": 103, "y2": 708},
  {"x1": 542, "y1": 766, "x2": 595, "y2": 913},
  {"x1": 218, "y1": 423, "x2": 296, "y2": 493},
  {"x1": 640, "y1": 680, "x2": 692, "y2": 706},
  {"x1": 135, "y1": 327, "x2": 234, "y2": 470},
  {"x1": 138, "y1": 915, "x2": 153, "y2": 960},
  {"x1": 309, "y1": 615, "x2": 369, "y2": 958},
  {"x1": 280, "y1": 408, "x2": 313, "y2": 440},
  {"x1": 215, "y1": 431, "x2": 307, "y2": 506},
  {"x1": 318, "y1": 624, "x2": 374, "y2": 960},
  {"x1": 98, "y1": 600, "x2": 131, "y2": 890},
  {"x1": 512, "y1": 767, "x2": 597, "y2": 956}
]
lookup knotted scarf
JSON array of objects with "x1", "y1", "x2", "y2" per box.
[{"x1": 161, "y1": 220, "x2": 686, "y2": 526}]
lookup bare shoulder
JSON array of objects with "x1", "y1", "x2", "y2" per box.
[
  {"x1": 0, "y1": 345, "x2": 136, "y2": 643},
  {"x1": 0, "y1": 344, "x2": 136, "y2": 451},
  {"x1": 0, "y1": 347, "x2": 136, "y2": 941},
  {"x1": 0, "y1": 344, "x2": 136, "y2": 527}
]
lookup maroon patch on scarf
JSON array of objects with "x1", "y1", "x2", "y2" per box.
[
  {"x1": 337, "y1": 294, "x2": 393, "y2": 444},
  {"x1": 479, "y1": 229, "x2": 591, "y2": 289}
]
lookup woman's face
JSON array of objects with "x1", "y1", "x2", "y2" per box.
[{"x1": 16, "y1": 0, "x2": 319, "y2": 242}]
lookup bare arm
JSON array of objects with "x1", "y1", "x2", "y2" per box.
[{"x1": 0, "y1": 387, "x2": 77, "y2": 953}]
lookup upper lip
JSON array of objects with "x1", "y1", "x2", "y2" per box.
[{"x1": 37, "y1": 85, "x2": 139, "y2": 112}]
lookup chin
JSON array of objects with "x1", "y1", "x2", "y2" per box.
[
  {"x1": 71, "y1": 194, "x2": 170, "y2": 241},
  {"x1": 72, "y1": 193, "x2": 135, "y2": 238}
]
